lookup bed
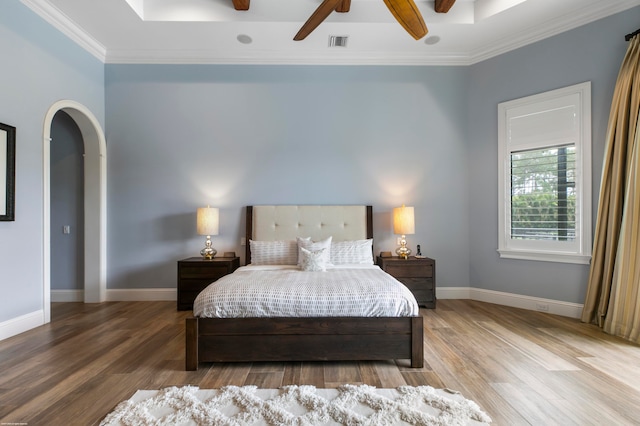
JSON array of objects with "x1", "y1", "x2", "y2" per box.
[{"x1": 185, "y1": 205, "x2": 424, "y2": 370}]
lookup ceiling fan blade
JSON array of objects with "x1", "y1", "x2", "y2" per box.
[
  {"x1": 383, "y1": 0, "x2": 428, "y2": 40},
  {"x1": 294, "y1": 0, "x2": 343, "y2": 41},
  {"x1": 336, "y1": 0, "x2": 351, "y2": 13},
  {"x1": 232, "y1": 0, "x2": 250, "y2": 11},
  {"x1": 435, "y1": 0, "x2": 456, "y2": 13}
]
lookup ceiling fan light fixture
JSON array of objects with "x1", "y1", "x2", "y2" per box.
[
  {"x1": 424, "y1": 35, "x2": 440, "y2": 45},
  {"x1": 329, "y1": 35, "x2": 349, "y2": 47},
  {"x1": 236, "y1": 34, "x2": 253, "y2": 44}
]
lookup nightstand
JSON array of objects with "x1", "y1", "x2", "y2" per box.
[
  {"x1": 377, "y1": 256, "x2": 436, "y2": 308},
  {"x1": 177, "y1": 256, "x2": 240, "y2": 310}
]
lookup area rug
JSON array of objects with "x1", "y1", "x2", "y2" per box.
[{"x1": 100, "y1": 384, "x2": 491, "y2": 425}]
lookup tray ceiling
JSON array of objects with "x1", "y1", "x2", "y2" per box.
[{"x1": 21, "y1": 0, "x2": 640, "y2": 65}]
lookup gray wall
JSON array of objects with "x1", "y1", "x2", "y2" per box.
[
  {"x1": 50, "y1": 111, "x2": 84, "y2": 290},
  {"x1": 105, "y1": 7, "x2": 640, "y2": 302},
  {"x1": 467, "y1": 9, "x2": 640, "y2": 303},
  {"x1": 105, "y1": 65, "x2": 471, "y2": 289},
  {"x1": 0, "y1": 2, "x2": 104, "y2": 322}
]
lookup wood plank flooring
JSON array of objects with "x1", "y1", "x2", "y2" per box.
[{"x1": 1, "y1": 299, "x2": 640, "y2": 425}]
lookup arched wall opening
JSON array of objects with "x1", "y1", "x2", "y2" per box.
[{"x1": 43, "y1": 100, "x2": 107, "y2": 322}]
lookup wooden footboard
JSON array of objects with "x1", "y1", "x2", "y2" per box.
[
  {"x1": 185, "y1": 317, "x2": 199, "y2": 371},
  {"x1": 185, "y1": 316, "x2": 423, "y2": 370}
]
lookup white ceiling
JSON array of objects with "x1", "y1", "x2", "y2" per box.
[{"x1": 21, "y1": 0, "x2": 640, "y2": 65}]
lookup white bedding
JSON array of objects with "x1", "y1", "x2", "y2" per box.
[{"x1": 193, "y1": 265, "x2": 419, "y2": 318}]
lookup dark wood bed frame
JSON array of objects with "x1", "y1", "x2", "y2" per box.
[{"x1": 185, "y1": 206, "x2": 424, "y2": 370}]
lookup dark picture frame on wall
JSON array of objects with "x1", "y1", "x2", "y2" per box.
[{"x1": 0, "y1": 122, "x2": 16, "y2": 221}]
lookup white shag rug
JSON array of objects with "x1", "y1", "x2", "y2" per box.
[{"x1": 100, "y1": 384, "x2": 492, "y2": 425}]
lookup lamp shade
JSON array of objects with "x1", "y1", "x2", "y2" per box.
[
  {"x1": 393, "y1": 205, "x2": 415, "y2": 235},
  {"x1": 197, "y1": 207, "x2": 219, "y2": 236}
]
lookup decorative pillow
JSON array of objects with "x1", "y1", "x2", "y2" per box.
[
  {"x1": 249, "y1": 240, "x2": 298, "y2": 265},
  {"x1": 330, "y1": 239, "x2": 374, "y2": 265},
  {"x1": 297, "y1": 236, "x2": 332, "y2": 266},
  {"x1": 299, "y1": 247, "x2": 328, "y2": 272}
]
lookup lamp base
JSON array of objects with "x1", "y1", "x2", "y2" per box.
[
  {"x1": 395, "y1": 235, "x2": 412, "y2": 260},
  {"x1": 201, "y1": 236, "x2": 217, "y2": 260}
]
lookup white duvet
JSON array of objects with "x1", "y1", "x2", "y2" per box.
[{"x1": 193, "y1": 265, "x2": 419, "y2": 318}]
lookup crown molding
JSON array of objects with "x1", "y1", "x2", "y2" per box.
[
  {"x1": 20, "y1": 0, "x2": 106, "y2": 62},
  {"x1": 104, "y1": 49, "x2": 473, "y2": 66},
  {"x1": 470, "y1": 0, "x2": 640, "y2": 64}
]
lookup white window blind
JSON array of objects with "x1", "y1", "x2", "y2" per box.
[
  {"x1": 498, "y1": 82, "x2": 591, "y2": 264},
  {"x1": 510, "y1": 145, "x2": 576, "y2": 241}
]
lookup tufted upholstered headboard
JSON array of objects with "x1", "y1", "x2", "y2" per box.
[{"x1": 245, "y1": 205, "x2": 373, "y2": 263}]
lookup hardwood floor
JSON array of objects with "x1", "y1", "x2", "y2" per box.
[{"x1": 1, "y1": 299, "x2": 640, "y2": 425}]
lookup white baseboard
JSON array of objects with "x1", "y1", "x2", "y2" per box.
[
  {"x1": 437, "y1": 287, "x2": 583, "y2": 318},
  {"x1": 106, "y1": 288, "x2": 177, "y2": 301},
  {"x1": 0, "y1": 310, "x2": 45, "y2": 341},
  {"x1": 51, "y1": 289, "x2": 84, "y2": 302},
  {"x1": 436, "y1": 287, "x2": 472, "y2": 299},
  {"x1": 52, "y1": 288, "x2": 177, "y2": 302},
  {"x1": 57, "y1": 286, "x2": 582, "y2": 317},
  {"x1": 3, "y1": 287, "x2": 581, "y2": 342}
]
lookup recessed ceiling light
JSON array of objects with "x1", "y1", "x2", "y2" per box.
[
  {"x1": 424, "y1": 36, "x2": 441, "y2": 45},
  {"x1": 237, "y1": 34, "x2": 253, "y2": 44}
]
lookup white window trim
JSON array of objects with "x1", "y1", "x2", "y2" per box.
[{"x1": 497, "y1": 82, "x2": 592, "y2": 264}]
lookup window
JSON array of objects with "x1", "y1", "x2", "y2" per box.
[{"x1": 498, "y1": 82, "x2": 591, "y2": 264}]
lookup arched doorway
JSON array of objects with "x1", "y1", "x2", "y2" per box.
[{"x1": 43, "y1": 101, "x2": 107, "y2": 323}]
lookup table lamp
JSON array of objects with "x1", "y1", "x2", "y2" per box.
[
  {"x1": 197, "y1": 206, "x2": 219, "y2": 259},
  {"x1": 393, "y1": 204, "x2": 415, "y2": 259}
]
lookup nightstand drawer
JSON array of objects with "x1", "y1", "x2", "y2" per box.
[
  {"x1": 411, "y1": 289, "x2": 435, "y2": 304},
  {"x1": 397, "y1": 277, "x2": 434, "y2": 292},
  {"x1": 179, "y1": 289, "x2": 206, "y2": 307},
  {"x1": 179, "y1": 265, "x2": 229, "y2": 279},
  {"x1": 385, "y1": 263, "x2": 433, "y2": 278},
  {"x1": 179, "y1": 279, "x2": 217, "y2": 291}
]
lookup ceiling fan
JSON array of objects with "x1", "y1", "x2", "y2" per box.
[{"x1": 231, "y1": 0, "x2": 457, "y2": 41}]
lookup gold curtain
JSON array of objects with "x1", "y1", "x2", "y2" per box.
[{"x1": 582, "y1": 35, "x2": 640, "y2": 343}]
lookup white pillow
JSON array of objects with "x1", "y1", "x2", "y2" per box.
[
  {"x1": 249, "y1": 240, "x2": 298, "y2": 265},
  {"x1": 299, "y1": 247, "x2": 328, "y2": 272},
  {"x1": 330, "y1": 239, "x2": 374, "y2": 265},
  {"x1": 297, "y1": 236, "x2": 332, "y2": 266}
]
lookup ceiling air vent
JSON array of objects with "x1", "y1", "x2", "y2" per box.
[{"x1": 328, "y1": 35, "x2": 348, "y2": 47}]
